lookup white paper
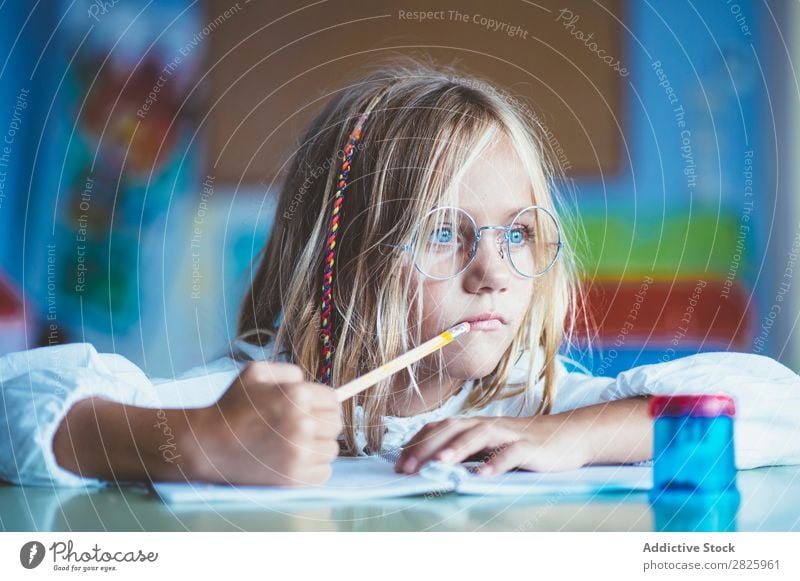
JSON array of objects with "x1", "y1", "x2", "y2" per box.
[
  {"x1": 153, "y1": 456, "x2": 450, "y2": 505},
  {"x1": 153, "y1": 456, "x2": 651, "y2": 505}
]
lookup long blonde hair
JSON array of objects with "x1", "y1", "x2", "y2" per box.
[{"x1": 237, "y1": 57, "x2": 582, "y2": 455}]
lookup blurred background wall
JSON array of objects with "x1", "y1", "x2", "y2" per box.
[{"x1": 0, "y1": 0, "x2": 798, "y2": 378}]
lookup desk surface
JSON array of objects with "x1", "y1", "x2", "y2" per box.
[{"x1": 2, "y1": 466, "x2": 799, "y2": 532}]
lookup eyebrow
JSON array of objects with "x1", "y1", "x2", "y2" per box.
[
  {"x1": 434, "y1": 205, "x2": 534, "y2": 221},
  {"x1": 502, "y1": 206, "x2": 533, "y2": 220}
]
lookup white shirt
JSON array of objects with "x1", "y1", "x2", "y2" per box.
[{"x1": 1, "y1": 340, "x2": 799, "y2": 487}]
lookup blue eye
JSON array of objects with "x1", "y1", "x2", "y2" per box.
[
  {"x1": 430, "y1": 227, "x2": 454, "y2": 244},
  {"x1": 508, "y1": 227, "x2": 527, "y2": 245}
]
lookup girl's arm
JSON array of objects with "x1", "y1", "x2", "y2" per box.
[
  {"x1": 395, "y1": 396, "x2": 652, "y2": 474},
  {"x1": 53, "y1": 398, "x2": 199, "y2": 482},
  {"x1": 52, "y1": 362, "x2": 343, "y2": 486},
  {"x1": 489, "y1": 395, "x2": 652, "y2": 474},
  {"x1": 398, "y1": 349, "x2": 800, "y2": 475},
  {"x1": 520, "y1": 395, "x2": 652, "y2": 464}
]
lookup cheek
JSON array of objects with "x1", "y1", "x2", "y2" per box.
[
  {"x1": 409, "y1": 278, "x2": 460, "y2": 334},
  {"x1": 511, "y1": 280, "x2": 535, "y2": 317}
]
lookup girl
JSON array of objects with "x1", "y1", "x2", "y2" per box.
[{"x1": 2, "y1": 59, "x2": 799, "y2": 488}]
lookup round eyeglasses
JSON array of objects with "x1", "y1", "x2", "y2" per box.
[{"x1": 389, "y1": 205, "x2": 563, "y2": 280}]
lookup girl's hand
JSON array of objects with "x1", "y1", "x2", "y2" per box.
[
  {"x1": 188, "y1": 362, "x2": 343, "y2": 486},
  {"x1": 395, "y1": 416, "x2": 592, "y2": 476}
]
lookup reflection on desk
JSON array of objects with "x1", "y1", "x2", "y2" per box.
[{"x1": 1, "y1": 466, "x2": 798, "y2": 532}]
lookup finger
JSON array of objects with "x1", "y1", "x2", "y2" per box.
[
  {"x1": 277, "y1": 465, "x2": 333, "y2": 487},
  {"x1": 270, "y1": 403, "x2": 341, "y2": 446},
  {"x1": 434, "y1": 424, "x2": 519, "y2": 465},
  {"x1": 398, "y1": 420, "x2": 476, "y2": 473},
  {"x1": 308, "y1": 409, "x2": 344, "y2": 438},
  {"x1": 282, "y1": 449, "x2": 335, "y2": 486},
  {"x1": 242, "y1": 361, "x2": 305, "y2": 385},
  {"x1": 282, "y1": 383, "x2": 340, "y2": 412},
  {"x1": 290, "y1": 394, "x2": 342, "y2": 422},
  {"x1": 306, "y1": 385, "x2": 342, "y2": 411},
  {"x1": 478, "y1": 441, "x2": 533, "y2": 476},
  {"x1": 278, "y1": 382, "x2": 332, "y2": 410},
  {"x1": 308, "y1": 437, "x2": 340, "y2": 461},
  {"x1": 396, "y1": 423, "x2": 458, "y2": 471},
  {"x1": 284, "y1": 411, "x2": 340, "y2": 444},
  {"x1": 304, "y1": 463, "x2": 334, "y2": 486}
]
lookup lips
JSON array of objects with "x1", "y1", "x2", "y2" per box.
[{"x1": 460, "y1": 312, "x2": 508, "y2": 331}]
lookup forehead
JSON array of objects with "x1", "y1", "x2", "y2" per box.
[{"x1": 451, "y1": 137, "x2": 533, "y2": 224}]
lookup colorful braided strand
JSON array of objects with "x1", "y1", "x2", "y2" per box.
[{"x1": 319, "y1": 113, "x2": 369, "y2": 385}]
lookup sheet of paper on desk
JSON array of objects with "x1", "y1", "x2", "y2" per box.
[
  {"x1": 152, "y1": 456, "x2": 651, "y2": 505},
  {"x1": 153, "y1": 457, "x2": 443, "y2": 505}
]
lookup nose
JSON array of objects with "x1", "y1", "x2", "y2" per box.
[{"x1": 462, "y1": 230, "x2": 510, "y2": 293}]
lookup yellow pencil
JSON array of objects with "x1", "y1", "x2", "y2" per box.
[{"x1": 335, "y1": 322, "x2": 472, "y2": 402}]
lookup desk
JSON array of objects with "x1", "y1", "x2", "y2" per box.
[{"x1": 1, "y1": 466, "x2": 799, "y2": 532}]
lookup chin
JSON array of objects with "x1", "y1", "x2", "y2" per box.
[{"x1": 446, "y1": 346, "x2": 507, "y2": 380}]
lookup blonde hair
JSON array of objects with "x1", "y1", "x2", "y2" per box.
[{"x1": 237, "y1": 56, "x2": 582, "y2": 455}]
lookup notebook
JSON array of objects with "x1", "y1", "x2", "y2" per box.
[{"x1": 152, "y1": 451, "x2": 651, "y2": 505}]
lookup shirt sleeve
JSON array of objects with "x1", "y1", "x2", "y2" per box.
[
  {"x1": 0, "y1": 339, "x2": 266, "y2": 488},
  {"x1": 150, "y1": 362, "x2": 242, "y2": 408},
  {"x1": 0, "y1": 343, "x2": 160, "y2": 488},
  {"x1": 552, "y1": 351, "x2": 800, "y2": 469}
]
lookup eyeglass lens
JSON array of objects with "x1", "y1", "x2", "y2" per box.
[{"x1": 412, "y1": 206, "x2": 560, "y2": 279}]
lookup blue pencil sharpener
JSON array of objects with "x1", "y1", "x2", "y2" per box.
[{"x1": 649, "y1": 394, "x2": 738, "y2": 496}]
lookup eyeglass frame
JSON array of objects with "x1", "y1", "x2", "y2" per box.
[{"x1": 383, "y1": 204, "x2": 564, "y2": 281}]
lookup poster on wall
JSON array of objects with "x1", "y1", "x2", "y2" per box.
[{"x1": 45, "y1": 1, "x2": 205, "y2": 357}]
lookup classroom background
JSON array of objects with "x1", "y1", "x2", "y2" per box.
[{"x1": 1, "y1": 0, "x2": 798, "y2": 379}]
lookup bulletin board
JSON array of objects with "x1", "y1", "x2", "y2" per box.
[{"x1": 205, "y1": 0, "x2": 626, "y2": 185}]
